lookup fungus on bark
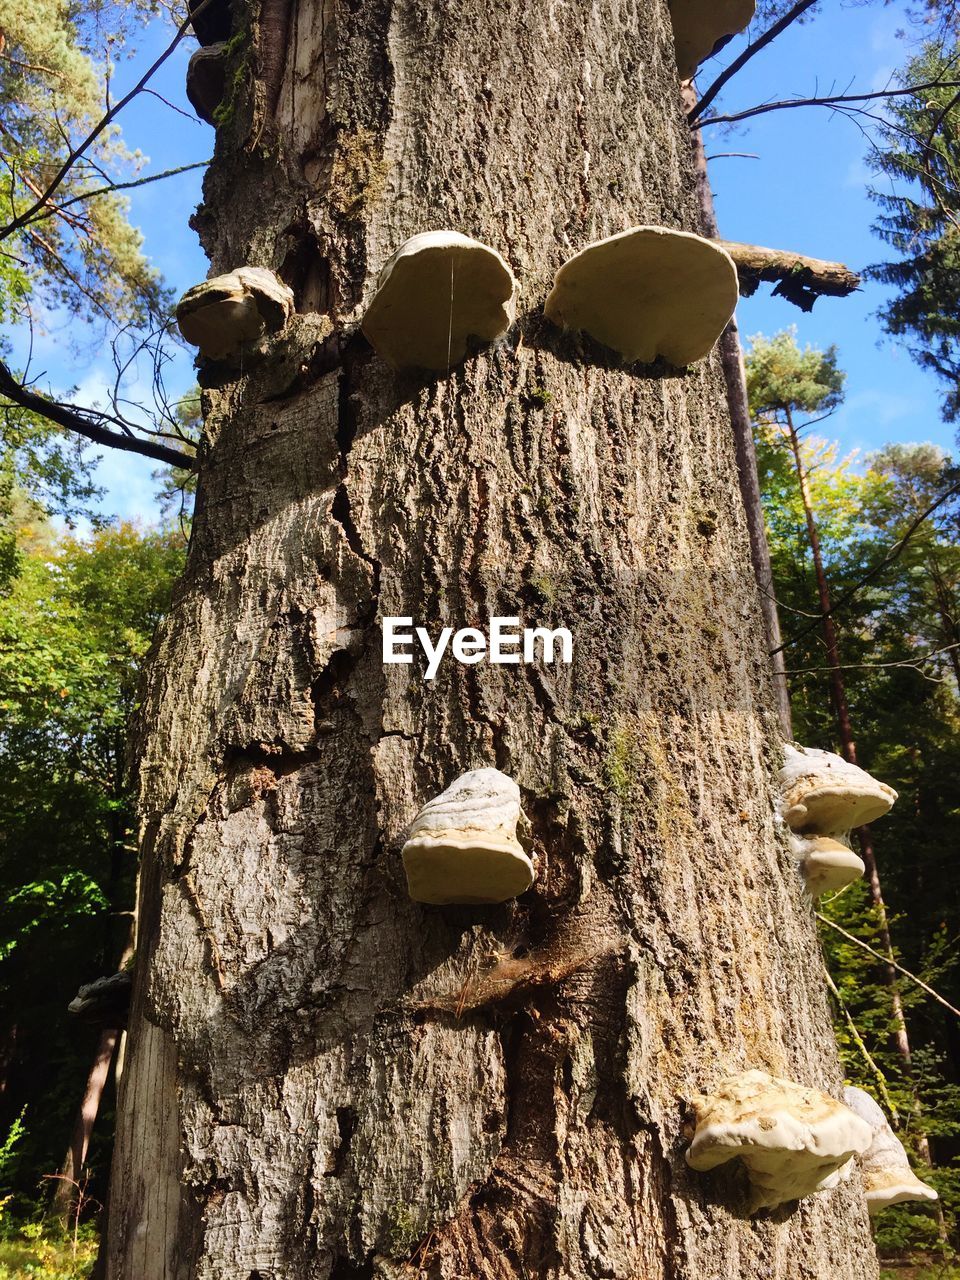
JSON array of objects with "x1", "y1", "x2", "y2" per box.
[
  {"x1": 543, "y1": 226, "x2": 738, "y2": 366},
  {"x1": 789, "y1": 834, "x2": 865, "y2": 897},
  {"x1": 843, "y1": 1087, "x2": 939, "y2": 1215},
  {"x1": 68, "y1": 971, "x2": 133, "y2": 1029},
  {"x1": 780, "y1": 744, "x2": 897, "y2": 835},
  {"x1": 401, "y1": 767, "x2": 534, "y2": 905},
  {"x1": 685, "y1": 1069, "x2": 873, "y2": 1212},
  {"x1": 361, "y1": 231, "x2": 517, "y2": 371},
  {"x1": 668, "y1": 0, "x2": 756, "y2": 80},
  {"x1": 188, "y1": 0, "x2": 232, "y2": 46},
  {"x1": 186, "y1": 44, "x2": 227, "y2": 126},
  {"x1": 176, "y1": 267, "x2": 295, "y2": 362}
]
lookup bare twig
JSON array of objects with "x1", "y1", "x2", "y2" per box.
[
  {"x1": 822, "y1": 967, "x2": 898, "y2": 1117},
  {"x1": 817, "y1": 914, "x2": 960, "y2": 1021},
  {"x1": 688, "y1": 0, "x2": 821, "y2": 124},
  {"x1": 693, "y1": 79, "x2": 960, "y2": 131}
]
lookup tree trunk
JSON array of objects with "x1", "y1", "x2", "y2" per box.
[
  {"x1": 103, "y1": 2, "x2": 876, "y2": 1276},
  {"x1": 684, "y1": 84, "x2": 792, "y2": 737},
  {"x1": 52, "y1": 1028, "x2": 119, "y2": 1226}
]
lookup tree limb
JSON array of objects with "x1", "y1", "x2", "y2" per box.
[
  {"x1": 688, "y1": 0, "x2": 821, "y2": 124},
  {"x1": 0, "y1": 0, "x2": 217, "y2": 241},
  {"x1": 692, "y1": 80, "x2": 960, "y2": 131},
  {"x1": 0, "y1": 358, "x2": 199, "y2": 470},
  {"x1": 720, "y1": 240, "x2": 860, "y2": 311}
]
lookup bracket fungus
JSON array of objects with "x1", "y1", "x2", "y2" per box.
[
  {"x1": 789, "y1": 834, "x2": 865, "y2": 897},
  {"x1": 401, "y1": 768, "x2": 534, "y2": 905},
  {"x1": 668, "y1": 0, "x2": 756, "y2": 80},
  {"x1": 844, "y1": 1087, "x2": 939, "y2": 1214},
  {"x1": 780, "y1": 743, "x2": 897, "y2": 835},
  {"x1": 186, "y1": 44, "x2": 227, "y2": 126},
  {"x1": 68, "y1": 971, "x2": 133, "y2": 1029},
  {"x1": 685, "y1": 1070, "x2": 873, "y2": 1212},
  {"x1": 543, "y1": 226, "x2": 738, "y2": 366},
  {"x1": 361, "y1": 231, "x2": 517, "y2": 372},
  {"x1": 176, "y1": 267, "x2": 295, "y2": 362}
]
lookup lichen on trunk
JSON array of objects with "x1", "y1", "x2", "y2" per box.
[{"x1": 104, "y1": 0, "x2": 880, "y2": 1276}]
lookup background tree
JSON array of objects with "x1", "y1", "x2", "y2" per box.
[{"x1": 0, "y1": 521, "x2": 185, "y2": 1225}]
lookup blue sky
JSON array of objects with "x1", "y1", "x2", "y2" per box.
[{"x1": 23, "y1": 0, "x2": 957, "y2": 524}]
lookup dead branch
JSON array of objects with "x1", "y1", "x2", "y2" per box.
[
  {"x1": 817, "y1": 914, "x2": 960, "y2": 1021},
  {"x1": 0, "y1": 356, "x2": 199, "y2": 470},
  {"x1": 720, "y1": 240, "x2": 860, "y2": 311}
]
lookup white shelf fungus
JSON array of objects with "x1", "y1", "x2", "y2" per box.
[
  {"x1": 361, "y1": 231, "x2": 517, "y2": 371},
  {"x1": 176, "y1": 267, "x2": 295, "y2": 361},
  {"x1": 789, "y1": 834, "x2": 865, "y2": 897},
  {"x1": 685, "y1": 1069, "x2": 873, "y2": 1212},
  {"x1": 543, "y1": 226, "x2": 738, "y2": 366},
  {"x1": 844, "y1": 1086, "x2": 939, "y2": 1215},
  {"x1": 780, "y1": 744, "x2": 897, "y2": 835},
  {"x1": 668, "y1": 0, "x2": 756, "y2": 81},
  {"x1": 401, "y1": 768, "x2": 534, "y2": 905}
]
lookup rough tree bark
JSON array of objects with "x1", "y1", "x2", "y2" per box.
[{"x1": 104, "y1": 1, "x2": 879, "y2": 1276}]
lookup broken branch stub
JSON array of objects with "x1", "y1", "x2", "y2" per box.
[
  {"x1": 668, "y1": 0, "x2": 756, "y2": 81},
  {"x1": 543, "y1": 226, "x2": 738, "y2": 366},
  {"x1": 686, "y1": 1070, "x2": 873, "y2": 1212},
  {"x1": 361, "y1": 231, "x2": 517, "y2": 372},
  {"x1": 402, "y1": 768, "x2": 535, "y2": 905},
  {"x1": 718, "y1": 241, "x2": 861, "y2": 312},
  {"x1": 176, "y1": 267, "x2": 295, "y2": 362}
]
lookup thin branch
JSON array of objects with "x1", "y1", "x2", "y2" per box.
[
  {"x1": 772, "y1": 476, "x2": 960, "y2": 655},
  {"x1": 28, "y1": 162, "x2": 209, "y2": 226},
  {"x1": 693, "y1": 80, "x2": 960, "y2": 131},
  {"x1": 785, "y1": 643, "x2": 960, "y2": 678},
  {"x1": 823, "y1": 967, "x2": 898, "y2": 1118},
  {"x1": 817, "y1": 914, "x2": 960, "y2": 1021},
  {"x1": 0, "y1": 358, "x2": 199, "y2": 470},
  {"x1": 688, "y1": 0, "x2": 821, "y2": 124}
]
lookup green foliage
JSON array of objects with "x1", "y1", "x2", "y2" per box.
[
  {"x1": 0, "y1": 1224, "x2": 98, "y2": 1279},
  {"x1": 0, "y1": 521, "x2": 184, "y2": 1214},
  {"x1": 746, "y1": 327, "x2": 845, "y2": 420},
  {"x1": 750, "y1": 333, "x2": 960, "y2": 1264},
  {"x1": 867, "y1": 40, "x2": 960, "y2": 420}
]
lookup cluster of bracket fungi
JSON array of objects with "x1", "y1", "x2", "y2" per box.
[{"x1": 170, "y1": 0, "x2": 942, "y2": 1228}]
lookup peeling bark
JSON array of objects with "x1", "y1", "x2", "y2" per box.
[{"x1": 104, "y1": 0, "x2": 879, "y2": 1276}]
